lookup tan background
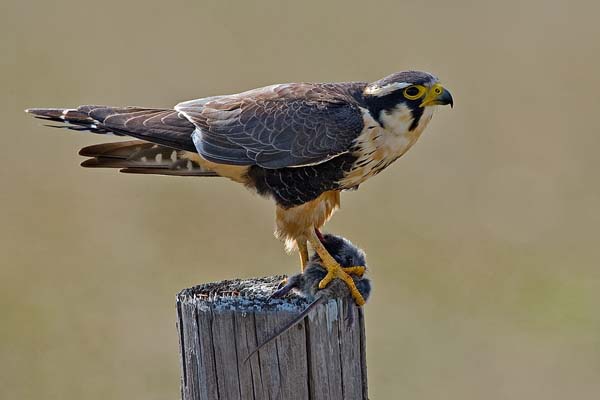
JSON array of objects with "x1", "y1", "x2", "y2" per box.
[{"x1": 2, "y1": 0, "x2": 599, "y2": 398}]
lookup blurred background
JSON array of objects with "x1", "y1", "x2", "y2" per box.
[{"x1": 2, "y1": 0, "x2": 599, "y2": 398}]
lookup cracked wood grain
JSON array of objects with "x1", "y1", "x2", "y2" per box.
[{"x1": 176, "y1": 276, "x2": 368, "y2": 400}]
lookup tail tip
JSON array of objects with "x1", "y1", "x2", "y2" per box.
[
  {"x1": 25, "y1": 108, "x2": 51, "y2": 117},
  {"x1": 25, "y1": 108, "x2": 72, "y2": 120},
  {"x1": 25, "y1": 108, "x2": 49, "y2": 115},
  {"x1": 24, "y1": 108, "x2": 49, "y2": 116}
]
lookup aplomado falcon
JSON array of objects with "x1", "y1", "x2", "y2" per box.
[{"x1": 26, "y1": 70, "x2": 453, "y2": 306}]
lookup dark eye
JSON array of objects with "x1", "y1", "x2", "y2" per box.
[
  {"x1": 405, "y1": 87, "x2": 419, "y2": 97},
  {"x1": 403, "y1": 85, "x2": 424, "y2": 100}
]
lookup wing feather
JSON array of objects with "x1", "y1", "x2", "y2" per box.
[{"x1": 176, "y1": 83, "x2": 366, "y2": 169}]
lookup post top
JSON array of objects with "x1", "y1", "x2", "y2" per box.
[{"x1": 177, "y1": 275, "x2": 311, "y2": 313}]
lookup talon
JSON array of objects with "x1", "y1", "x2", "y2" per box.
[
  {"x1": 317, "y1": 263, "x2": 366, "y2": 306},
  {"x1": 269, "y1": 277, "x2": 290, "y2": 299},
  {"x1": 318, "y1": 271, "x2": 334, "y2": 289},
  {"x1": 342, "y1": 266, "x2": 365, "y2": 277},
  {"x1": 308, "y1": 229, "x2": 367, "y2": 306}
]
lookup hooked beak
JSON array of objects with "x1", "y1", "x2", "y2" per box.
[{"x1": 420, "y1": 83, "x2": 454, "y2": 108}]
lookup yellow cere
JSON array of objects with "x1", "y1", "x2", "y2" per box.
[{"x1": 419, "y1": 83, "x2": 445, "y2": 108}]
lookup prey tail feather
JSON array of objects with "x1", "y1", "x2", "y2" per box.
[
  {"x1": 26, "y1": 106, "x2": 196, "y2": 152},
  {"x1": 244, "y1": 297, "x2": 325, "y2": 363},
  {"x1": 79, "y1": 140, "x2": 219, "y2": 177}
]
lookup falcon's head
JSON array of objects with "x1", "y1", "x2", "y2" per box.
[{"x1": 363, "y1": 71, "x2": 453, "y2": 133}]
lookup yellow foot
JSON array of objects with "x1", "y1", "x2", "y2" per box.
[
  {"x1": 341, "y1": 266, "x2": 366, "y2": 277},
  {"x1": 307, "y1": 229, "x2": 367, "y2": 306},
  {"x1": 318, "y1": 262, "x2": 366, "y2": 306},
  {"x1": 298, "y1": 240, "x2": 309, "y2": 272}
]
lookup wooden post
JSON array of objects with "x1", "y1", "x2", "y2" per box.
[{"x1": 176, "y1": 275, "x2": 368, "y2": 400}]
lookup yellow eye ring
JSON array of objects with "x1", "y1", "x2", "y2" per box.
[{"x1": 403, "y1": 85, "x2": 425, "y2": 100}]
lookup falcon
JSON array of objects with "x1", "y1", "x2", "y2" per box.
[{"x1": 26, "y1": 70, "x2": 453, "y2": 306}]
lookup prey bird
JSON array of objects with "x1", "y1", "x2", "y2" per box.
[
  {"x1": 246, "y1": 233, "x2": 372, "y2": 362},
  {"x1": 26, "y1": 70, "x2": 453, "y2": 306}
]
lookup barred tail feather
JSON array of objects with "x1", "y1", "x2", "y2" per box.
[
  {"x1": 26, "y1": 105, "x2": 196, "y2": 151},
  {"x1": 79, "y1": 140, "x2": 219, "y2": 177},
  {"x1": 26, "y1": 107, "x2": 114, "y2": 134}
]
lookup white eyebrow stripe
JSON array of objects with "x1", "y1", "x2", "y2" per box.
[{"x1": 364, "y1": 82, "x2": 412, "y2": 96}]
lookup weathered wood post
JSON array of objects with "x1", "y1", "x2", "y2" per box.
[{"x1": 176, "y1": 275, "x2": 368, "y2": 400}]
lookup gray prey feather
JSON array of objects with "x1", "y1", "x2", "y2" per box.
[{"x1": 245, "y1": 234, "x2": 371, "y2": 362}]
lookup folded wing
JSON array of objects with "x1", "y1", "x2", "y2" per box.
[{"x1": 176, "y1": 83, "x2": 366, "y2": 169}]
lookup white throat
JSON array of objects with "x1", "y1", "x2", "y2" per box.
[
  {"x1": 339, "y1": 106, "x2": 436, "y2": 188},
  {"x1": 378, "y1": 104, "x2": 435, "y2": 136}
]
